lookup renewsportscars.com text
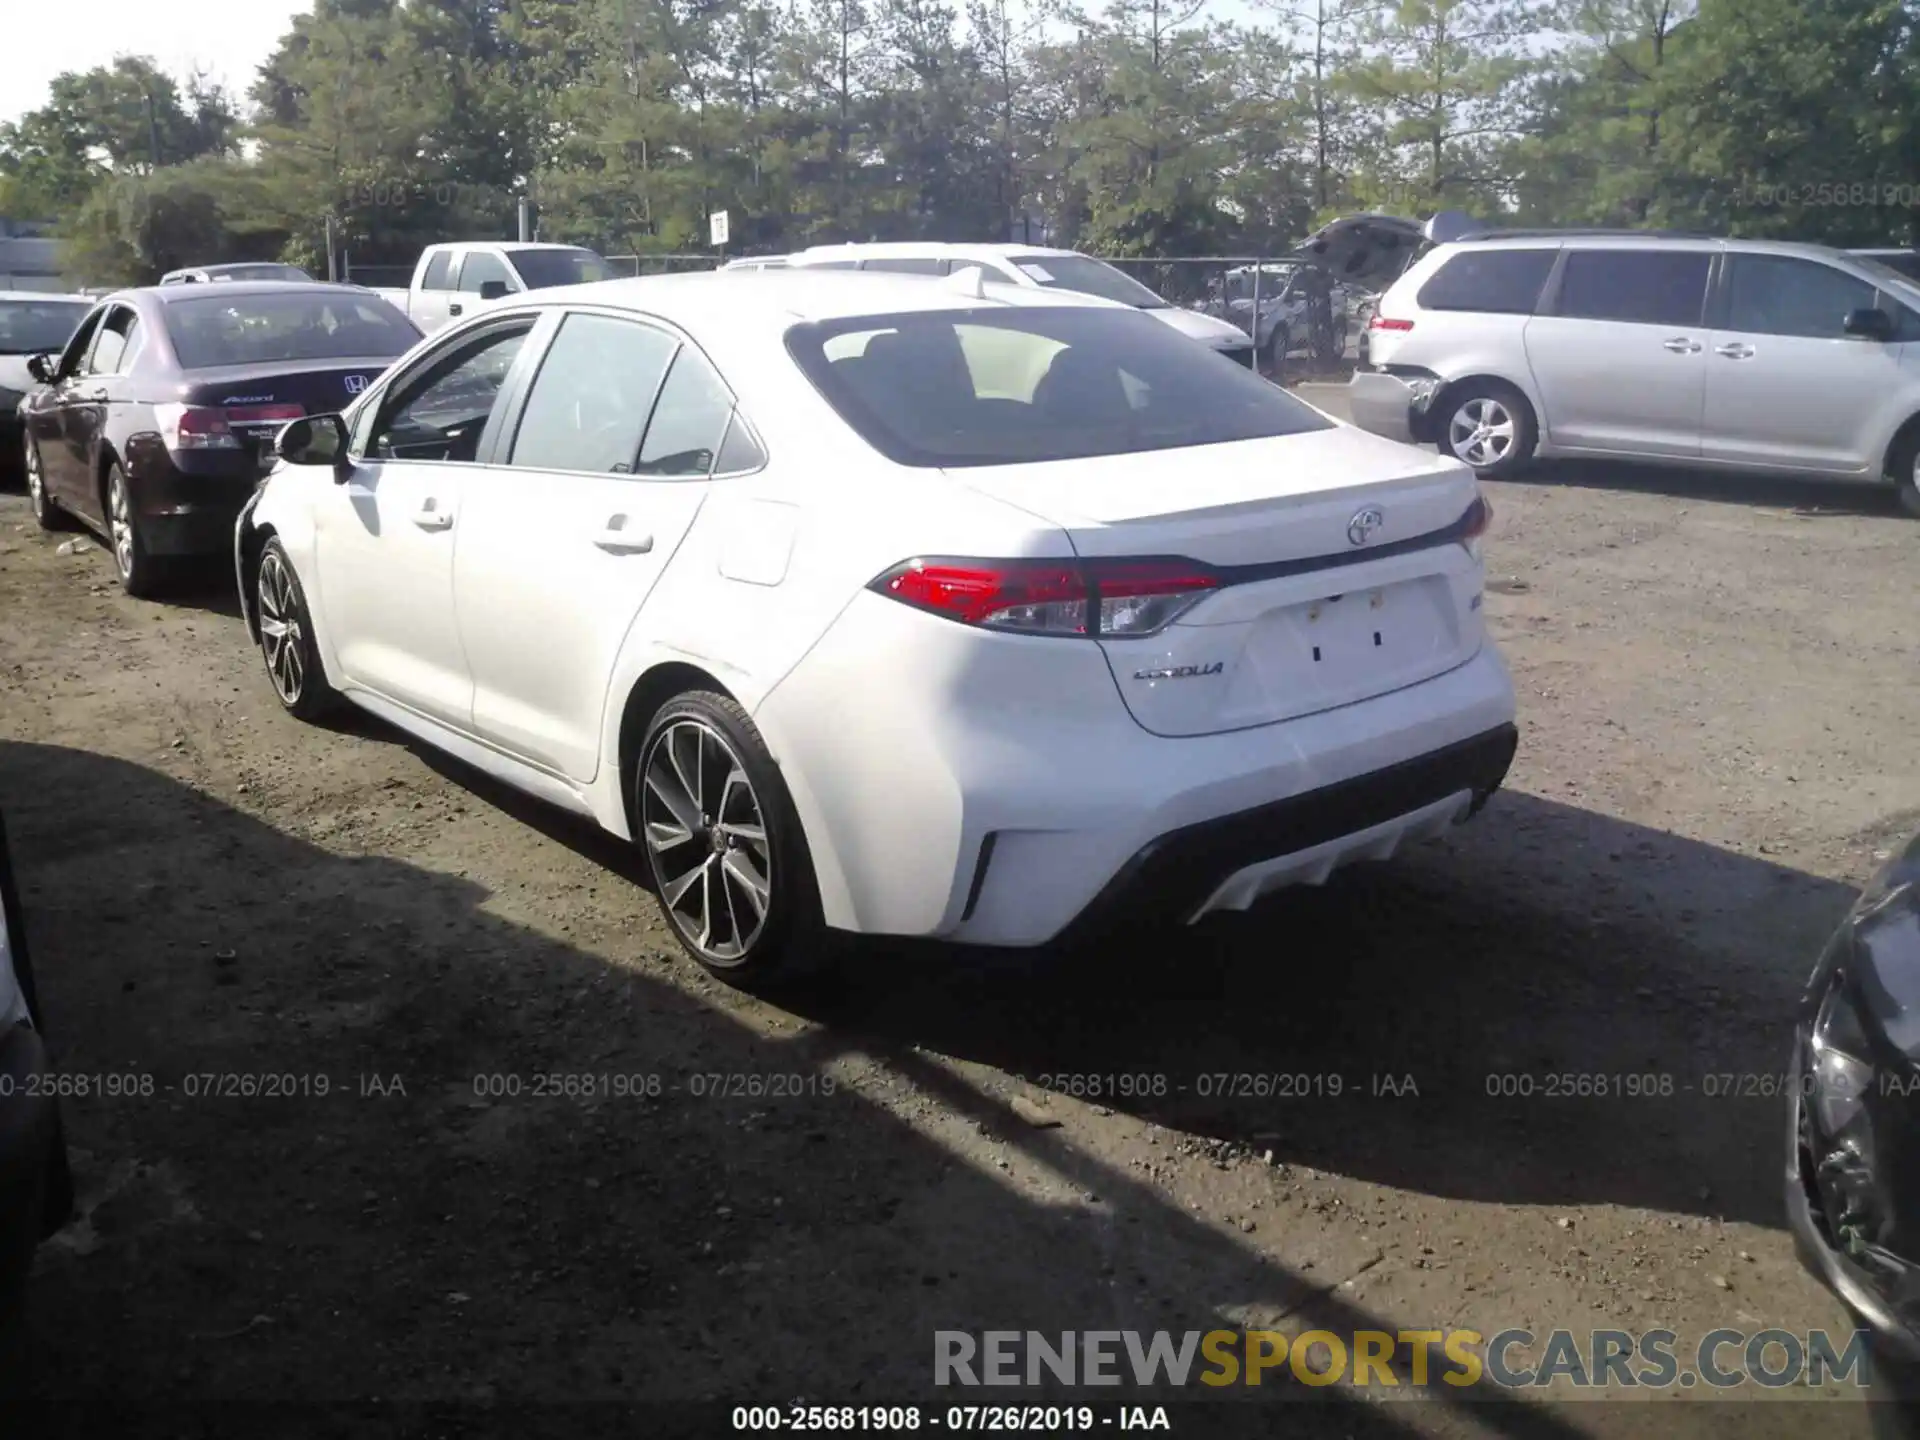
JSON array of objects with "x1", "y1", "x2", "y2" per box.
[{"x1": 934, "y1": 1327, "x2": 1873, "y2": 1390}]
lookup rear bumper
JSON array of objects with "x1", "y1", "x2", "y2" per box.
[
  {"x1": 1059, "y1": 722, "x2": 1516, "y2": 944},
  {"x1": 754, "y1": 591, "x2": 1518, "y2": 946},
  {"x1": 124, "y1": 434, "x2": 266, "y2": 557},
  {"x1": 0, "y1": 1019, "x2": 56, "y2": 1346},
  {"x1": 1348, "y1": 370, "x2": 1440, "y2": 446}
]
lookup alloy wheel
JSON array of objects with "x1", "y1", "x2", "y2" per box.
[
  {"x1": 1448, "y1": 398, "x2": 1516, "y2": 468},
  {"x1": 640, "y1": 719, "x2": 773, "y2": 966},
  {"x1": 256, "y1": 550, "x2": 306, "y2": 705},
  {"x1": 108, "y1": 470, "x2": 134, "y2": 577}
]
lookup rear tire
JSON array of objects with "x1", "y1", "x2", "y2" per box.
[
  {"x1": 104, "y1": 462, "x2": 165, "y2": 598},
  {"x1": 1438, "y1": 380, "x2": 1537, "y2": 479},
  {"x1": 255, "y1": 539, "x2": 341, "y2": 722},
  {"x1": 1892, "y1": 428, "x2": 1920, "y2": 518},
  {"x1": 633, "y1": 690, "x2": 825, "y2": 986},
  {"x1": 24, "y1": 436, "x2": 71, "y2": 532}
]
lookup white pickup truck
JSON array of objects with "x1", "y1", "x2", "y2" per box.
[{"x1": 372, "y1": 242, "x2": 615, "y2": 334}]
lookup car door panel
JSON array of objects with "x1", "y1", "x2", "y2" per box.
[
  {"x1": 1701, "y1": 254, "x2": 1899, "y2": 473},
  {"x1": 35, "y1": 307, "x2": 104, "y2": 508},
  {"x1": 314, "y1": 319, "x2": 538, "y2": 727},
  {"x1": 454, "y1": 311, "x2": 720, "y2": 781},
  {"x1": 1524, "y1": 247, "x2": 1714, "y2": 457}
]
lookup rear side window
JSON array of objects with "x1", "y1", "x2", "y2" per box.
[
  {"x1": 636, "y1": 347, "x2": 735, "y2": 476},
  {"x1": 509, "y1": 313, "x2": 676, "y2": 472},
  {"x1": 860, "y1": 257, "x2": 947, "y2": 276},
  {"x1": 1554, "y1": 250, "x2": 1710, "y2": 326},
  {"x1": 421, "y1": 252, "x2": 454, "y2": 290},
  {"x1": 1415, "y1": 249, "x2": 1556, "y2": 314},
  {"x1": 787, "y1": 306, "x2": 1332, "y2": 468}
]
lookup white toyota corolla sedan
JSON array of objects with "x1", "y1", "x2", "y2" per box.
[{"x1": 235, "y1": 267, "x2": 1518, "y2": 982}]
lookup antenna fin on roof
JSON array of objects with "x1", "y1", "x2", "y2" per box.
[{"x1": 945, "y1": 264, "x2": 989, "y2": 299}]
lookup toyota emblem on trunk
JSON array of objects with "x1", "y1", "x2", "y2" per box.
[
  {"x1": 343, "y1": 374, "x2": 369, "y2": 394},
  {"x1": 1347, "y1": 506, "x2": 1384, "y2": 546}
]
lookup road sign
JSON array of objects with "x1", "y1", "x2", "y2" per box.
[{"x1": 709, "y1": 211, "x2": 730, "y2": 247}]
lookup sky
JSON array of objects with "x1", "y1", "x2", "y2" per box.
[{"x1": 0, "y1": 0, "x2": 309, "y2": 126}]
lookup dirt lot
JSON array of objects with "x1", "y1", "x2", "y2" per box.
[{"x1": 6, "y1": 400, "x2": 1920, "y2": 1437}]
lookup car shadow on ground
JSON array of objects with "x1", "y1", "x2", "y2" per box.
[
  {"x1": 2, "y1": 742, "x2": 1819, "y2": 1438},
  {"x1": 785, "y1": 786, "x2": 1858, "y2": 1234},
  {"x1": 1514, "y1": 459, "x2": 1907, "y2": 519}
]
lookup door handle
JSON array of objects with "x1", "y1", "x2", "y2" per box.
[
  {"x1": 412, "y1": 499, "x2": 454, "y2": 531},
  {"x1": 1662, "y1": 337, "x2": 1701, "y2": 353},
  {"x1": 81, "y1": 387, "x2": 108, "y2": 403},
  {"x1": 592, "y1": 516, "x2": 653, "y2": 554},
  {"x1": 448, "y1": 302, "x2": 464, "y2": 316},
  {"x1": 1715, "y1": 342, "x2": 1755, "y2": 359}
]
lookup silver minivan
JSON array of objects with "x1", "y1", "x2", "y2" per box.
[{"x1": 1344, "y1": 227, "x2": 1920, "y2": 513}]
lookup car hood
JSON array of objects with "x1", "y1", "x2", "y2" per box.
[
  {"x1": 1295, "y1": 213, "x2": 1430, "y2": 286},
  {"x1": 1148, "y1": 306, "x2": 1253, "y2": 348}
]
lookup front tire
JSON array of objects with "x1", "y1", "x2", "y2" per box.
[
  {"x1": 634, "y1": 691, "x2": 823, "y2": 984},
  {"x1": 105, "y1": 461, "x2": 164, "y2": 597},
  {"x1": 1893, "y1": 430, "x2": 1920, "y2": 518},
  {"x1": 255, "y1": 539, "x2": 341, "y2": 721},
  {"x1": 24, "y1": 435, "x2": 71, "y2": 532},
  {"x1": 1439, "y1": 381, "x2": 1537, "y2": 479}
]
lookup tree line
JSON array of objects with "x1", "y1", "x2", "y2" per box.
[{"x1": 2, "y1": 0, "x2": 1919, "y2": 287}]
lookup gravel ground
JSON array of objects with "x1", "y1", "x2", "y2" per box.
[{"x1": 6, "y1": 400, "x2": 1920, "y2": 1437}]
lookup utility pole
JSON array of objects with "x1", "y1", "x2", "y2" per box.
[
  {"x1": 145, "y1": 91, "x2": 162, "y2": 172},
  {"x1": 324, "y1": 216, "x2": 338, "y2": 282}
]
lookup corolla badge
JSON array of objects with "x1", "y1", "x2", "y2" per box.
[
  {"x1": 1133, "y1": 662, "x2": 1225, "y2": 681},
  {"x1": 343, "y1": 374, "x2": 369, "y2": 394},
  {"x1": 1347, "y1": 506, "x2": 1385, "y2": 547}
]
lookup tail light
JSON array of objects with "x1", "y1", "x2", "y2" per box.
[
  {"x1": 1463, "y1": 493, "x2": 1493, "y2": 540},
  {"x1": 154, "y1": 403, "x2": 241, "y2": 451},
  {"x1": 869, "y1": 557, "x2": 1220, "y2": 638},
  {"x1": 1369, "y1": 314, "x2": 1414, "y2": 332}
]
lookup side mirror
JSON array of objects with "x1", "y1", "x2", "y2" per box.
[
  {"x1": 478, "y1": 280, "x2": 510, "y2": 302},
  {"x1": 1844, "y1": 306, "x2": 1896, "y2": 341},
  {"x1": 25, "y1": 354, "x2": 53, "y2": 384},
  {"x1": 275, "y1": 413, "x2": 350, "y2": 477}
]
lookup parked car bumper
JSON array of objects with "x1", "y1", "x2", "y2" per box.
[
  {"x1": 124, "y1": 434, "x2": 269, "y2": 558},
  {"x1": 1348, "y1": 370, "x2": 1444, "y2": 447},
  {"x1": 755, "y1": 592, "x2": 1518, "y2": 947}
]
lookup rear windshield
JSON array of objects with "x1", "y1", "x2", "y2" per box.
[
  {"x1": 164, "y1": 292, "x2": 421, "y2": 369},
  {"x1": 508, "y1": 248, "x2": 614, "y2": 290},
  {"x1": 786, "y1": 306, "x2": 1333, "y2": 468},
  {"x1": 1006, "y1": 255, "x2": 1169, "y2": 309},
  {"x1": 0, "y1": 300, "x2": 91, "y2": 356}
]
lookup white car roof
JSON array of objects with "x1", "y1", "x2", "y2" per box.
[
  {"x1": 512, "y1": 268, "x2": 1127, "y2": 326},
  {"x1": 793, "y1": 241, "x2": 1082, "y2": 262}
]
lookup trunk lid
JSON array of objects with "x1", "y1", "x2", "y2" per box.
[
  {"x1": 948, "y1": 427, "x2": 1489, "y2": 737},
  {"x1": 174, "y1": 358, "x2": 393, "y2": 462}
]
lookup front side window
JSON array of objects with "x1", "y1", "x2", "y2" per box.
[
  {"x1": 1554, "y1": 249, "x2": 1711, "y2": 326},
  {"x1": 788, "y1": 306, "x2": 1333, "y2": 468},
  {"x1": 508, "y1": 313, "x2": 677, "y2": 472},
  {"x1": 1723, "y1": 255, "x2": 1878, "y2": 339},
  {"x1": 1416, "y1": 249, "x2": 1556, "y2": 314},
  {"x1": 55, "y1": 308, "x2": 105, "y2": 378},
  {"x1": 458, "y1": 251, "x2": 516, "y2": 296},
  {"x1": 369, "y1": 323, "x2": 533, "y2": 463}
]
